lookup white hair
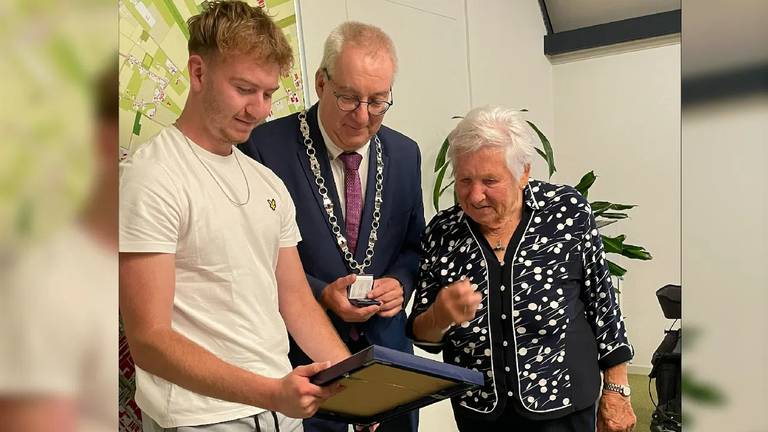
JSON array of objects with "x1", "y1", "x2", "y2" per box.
[
  {"x1": 447, "y1": 105, "x2": 536, "y2": 179},
  {"x1": 318, "y1": 21, "x2": 398, "y2": 78}
]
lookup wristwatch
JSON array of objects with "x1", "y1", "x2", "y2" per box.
[{"x1": 603, "y1": 382, "x2": 631, "y2": 397}]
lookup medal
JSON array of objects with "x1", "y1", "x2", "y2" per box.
[{"x1": 348, "y1": 274, "x2": 374, "y2": 300}]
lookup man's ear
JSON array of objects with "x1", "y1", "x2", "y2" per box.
[
  {"x1": 188, "y1": 54, "x2": 206, "y2": 92},
  {"x1": 315, "y1": 69, "x2": 326, "y2": 100}
]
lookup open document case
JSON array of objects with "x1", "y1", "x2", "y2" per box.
[{"x1": 310, "y1": 345, "x2": 484, "y2": 425}]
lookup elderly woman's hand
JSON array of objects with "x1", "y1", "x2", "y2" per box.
[
  {"x1": 433, "y1": 277, "x2": 482, "y2": 327},
  {"x1": 597, "y1": 391, "x2": 636, "y2": 432},
  {"x1": 598, "y1": 364, "x2": 636, "y2": 432}
]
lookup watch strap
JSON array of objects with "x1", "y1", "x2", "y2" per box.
[{"x1": 603, "y1": 382, "x2": 631, "y2": 397}]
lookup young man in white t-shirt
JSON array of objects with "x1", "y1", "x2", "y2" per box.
[{"x1": 119, "y1": 2, "x2": 350, "y2": 431}]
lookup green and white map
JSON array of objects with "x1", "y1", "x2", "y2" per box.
[{"x1": 118, "y1": 0, "x2": 307, "y2": 158}]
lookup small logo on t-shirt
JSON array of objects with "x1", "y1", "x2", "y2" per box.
[{"x1": 267, "y1": 198, "x2": 277, "y2": 211}]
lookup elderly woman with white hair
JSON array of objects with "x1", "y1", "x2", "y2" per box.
[{"x1": 407, "y1": 106, "x2": 636, "y2": 432}]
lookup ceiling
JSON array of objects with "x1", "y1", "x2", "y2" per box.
[{"x1": 542, "y1": 0, "x2": 681, "y2": 33}]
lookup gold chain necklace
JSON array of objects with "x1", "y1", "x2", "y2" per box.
[{"x1": 174, "y1": 124, "x2": 251, "y2": 207}]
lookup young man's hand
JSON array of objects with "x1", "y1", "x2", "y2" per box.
[{"x1": 270, "y1": 361, "x2": 344, "y2": 418}]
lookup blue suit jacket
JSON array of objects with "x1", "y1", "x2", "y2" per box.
[{"x1": 239, "y1": 104, "x2": 425, "y2": 365}]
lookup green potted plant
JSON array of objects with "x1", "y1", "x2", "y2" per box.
[{"x1": 431, "y1": 111, "x2": 652, "y2": 281}]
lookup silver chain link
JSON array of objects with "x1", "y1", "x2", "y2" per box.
[{"x1": 298, "y1": 110, "x2": 383, "y2": 274}]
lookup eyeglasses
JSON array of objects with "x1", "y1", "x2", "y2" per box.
[{"x1": 323, "y1": 69, "x2": 394, "y2": 116}]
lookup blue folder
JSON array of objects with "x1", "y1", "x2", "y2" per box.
[{"x1": 310, "y1": 345, "x2": 484, "y2": 425}]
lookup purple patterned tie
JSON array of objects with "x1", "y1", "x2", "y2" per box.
[{"x1": 338, "y1": 152, "x2": 364, "y2": 253}]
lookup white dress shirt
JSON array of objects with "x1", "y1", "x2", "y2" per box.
[{"x1": 317, "y1": 108, "x2": 370, "y2": 219}]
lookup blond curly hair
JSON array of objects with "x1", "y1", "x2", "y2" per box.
[{"x1": 187, "y1": 0, "x2": 293, "y2": 72}]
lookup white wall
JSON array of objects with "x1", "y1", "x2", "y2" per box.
[
  {"x1": 551, "y1": 42, "x2": 681, "y2": 371},
  {"x1": 465, "y1": 0, "x2": 554, "y2": 160}
]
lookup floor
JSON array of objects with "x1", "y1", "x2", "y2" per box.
[{"x1": 629, "y1": 373, "x2": 658, "y2": 431}]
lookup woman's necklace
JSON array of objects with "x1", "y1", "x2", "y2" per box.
[
  {"x1": 487, "y1": 230, "x2": 510, "y2": 252},
  {"x1": 486, "y1": 222, "x2": 517, "y2": 253}
]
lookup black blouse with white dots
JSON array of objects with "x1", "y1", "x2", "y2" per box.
[{"x1": 407, "y1": 179, "x2": 633, "y2": 422}]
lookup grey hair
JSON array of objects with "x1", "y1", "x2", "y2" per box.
[
  {"x1": 447, "y1": 105, "x2": 536, "y2": 180},
  {"x1": 318, "y1": 21, "x2": 398, "y2": 78}
]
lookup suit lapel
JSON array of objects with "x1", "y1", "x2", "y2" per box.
[
  {"x1": 355, "y1": 134, "x2": 389, "y2": 262},
  {"x1": 297, "y1": 105, "x2": 346, "y2": 239}
]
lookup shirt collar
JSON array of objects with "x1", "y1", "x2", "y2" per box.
[
  {"x1": 316, "y1": 105, "x2": 371, "y2": 160},
  {"x1": 523, "y1": 180, "x2": 541, "y2": 210}
]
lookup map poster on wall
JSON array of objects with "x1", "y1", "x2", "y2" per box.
[{"x1": 118, "y1": 0, "x2": 307, "y2": 159}]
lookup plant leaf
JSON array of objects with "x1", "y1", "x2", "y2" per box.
[
  {"x1": 682, "y1": 373, "x2": 725, "y2": 404},
  {"x1": 574, "y1": 171, "x2": 596, "y2": 198},
  {"x1": 535, "y1": 147, "x2": 547, "y2": 161},
  {"x1": 590, "y1": 201, "x2": 636, "y2": 216},
  {"x1": 608, "y1": 203, "x2": 636, "y2": 211},
  {"x1": 601, "y1": 234, "x2": 626, "y2": 254},
  {"x1": 434, "y1": 137, "x2": 450, "y2": 172},
  {"x1": 590, "y1": 201, "x2": 612, "y2": 215},
  {"x1": 439, "y1": 179, "x2": 455, "y2": 195},
  {"x1": 433, "y1": 163, "x2": 450, "y2": 211},
  {"x1": 606, "y1": 259, "x2": 627, "y2": 278},
  {"x1": 600, "y1": 212, "x2": 629, "y2": 219},
  {"x1": 596, "y1": 219, "x2": 617, "y2": 229},
  {"x1": 600, "y1": 234, "x2": 627, "y2": 253},
  {"x1": 527, "y1": 120, "x2": 556, "y2": 178},
  {"x1": 621, "y1": 244, "x2": 653, "y2": 260},
  {"x1": 682, "y1": 328, "x2": 700, "y2": 348}
]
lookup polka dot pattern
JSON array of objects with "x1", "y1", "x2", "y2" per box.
[{"x1": 412, "y1": 180, "x2": 632, "y2": 415}]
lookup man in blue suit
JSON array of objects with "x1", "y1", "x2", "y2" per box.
[{"x1": 239, "y1": 22, "x2": 424, "y2": 432}]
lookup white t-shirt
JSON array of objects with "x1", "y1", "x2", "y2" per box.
[
  {"x1": 119, "y1": 127, "x2": 301, "y2": 427},
  {"x1": 0, "y1": 225, "x2": 118, "y2": 432}
]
